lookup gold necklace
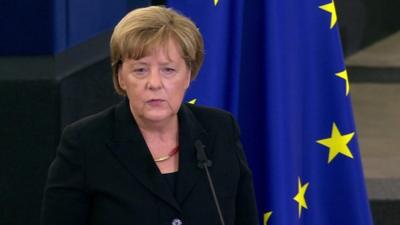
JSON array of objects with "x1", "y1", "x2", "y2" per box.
[{"x1": 154, "y1": 146, "x2": 179, "y2": 162}]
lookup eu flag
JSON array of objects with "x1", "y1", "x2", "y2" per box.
[{"x1": 167, "y1": 1, "x2": 373, "y2": 225}]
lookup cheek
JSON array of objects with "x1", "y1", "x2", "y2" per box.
[
  {"x1": 176, "y1": 77, "x2": 190, "y2": 93},
  {"x1": 122, "y1": 78, "x2": 145, "y2": 103},
  {"x1": 184, "y1": 71, "x2": 191, "y2": 89},
  {"x1": 185, "y1": 77, "x2": 190, "y2": 89},
  {"x1": 164, "y1": 80, "x2": 187, "y2": 101},
  {"x1": 118, "y1": 70, "x2": 135, "y2": 91},
  {"x1": 122, "y1": 74, "x2": 141, "y2": 91},
  {"x1": 118, "y1": 74, "x2": 126, "y2": 90},
  {"x1": 126, "y1": 83, "x2": 143, "y2": 99}
]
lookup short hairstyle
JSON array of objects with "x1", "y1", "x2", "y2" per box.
[{"x1": 110, "y1": 6, "x2": 205, "y2": 95}]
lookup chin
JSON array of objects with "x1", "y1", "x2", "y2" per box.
[{"x1": 143, "y1": 112, "x2": 175, "y2": 123}]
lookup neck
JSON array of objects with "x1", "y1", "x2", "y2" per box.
[{"x1": 135, "y1": 115, "x2": 179, "y2": 142}]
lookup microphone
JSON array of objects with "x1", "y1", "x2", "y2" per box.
[
  {"x1": 195, "y1": 140, "x2": 212, "y2": 168},
  {"x1": 194, "y1": 140, "x2": 226, "y2": 225}
]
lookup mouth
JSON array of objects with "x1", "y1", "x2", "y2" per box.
[
  {"x1": 146, "y1": 99, "x2": 165, "y2": 103},
  {"x1": 146, "y1": 99, "x2": 166, "y2": 105}
]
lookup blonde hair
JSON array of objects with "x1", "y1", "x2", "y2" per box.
[{"x1": 110, "y1": 6, "x2": 204, "y2": 95}]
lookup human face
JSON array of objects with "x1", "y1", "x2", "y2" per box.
[{"x1": 118, "y1": 39, "x2": 191, "y2": 125}]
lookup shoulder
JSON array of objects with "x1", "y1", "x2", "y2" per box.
[
  {"x1": 182, "y1": 103, "x2": 237, "y2": 133},
  {"x1": 62, "y1": 103, "x2": 117, "y2": 139},
  {"x1": 184, "y1": 103, "x2": 234, "y2": 122}
]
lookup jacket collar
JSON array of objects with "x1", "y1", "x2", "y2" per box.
[{"x1": 107, "y1": 98, "x2": 214, "y2": 212}]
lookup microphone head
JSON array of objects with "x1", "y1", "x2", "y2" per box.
[
  {"x1": 194, "y1": 140, "x2": 204, "y2": 151},
  {"x1": 194, "y1": 140, "x2": 212, "y2": 168}
]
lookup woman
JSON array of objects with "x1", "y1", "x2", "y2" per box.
[{"x1": 41, "y1": 6, "x2": 259, "y2": 225}]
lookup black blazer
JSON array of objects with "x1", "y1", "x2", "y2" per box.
[{"x1": 41, "y1": 99, "x2": 259, "y2": 225}]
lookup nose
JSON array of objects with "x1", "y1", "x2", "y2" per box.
[{"x1": 147, "y1": 69, "x2": 163, "y2": 90}]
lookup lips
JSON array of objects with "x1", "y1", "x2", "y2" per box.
[
  {"x1": 147, "y1": 99, "x2": 165, "y2": 103},
  {"x1": 146, "y1": 99, "x2": 166, "y2": 106}
]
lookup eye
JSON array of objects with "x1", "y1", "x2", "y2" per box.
[
  {"x1": 161, "y1": 67, "x2": 176, "y2": 76},
  {"x1": 132, "y1": 67, "x2": 148, "y2": 77}
]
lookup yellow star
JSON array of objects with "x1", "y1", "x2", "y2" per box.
[
  {"x1": 336, "y1": 69, "x2": 350, "y2": 96},
  {"x1": 317, "y1": 123, "x2": 355, "y2": 163},
  {"x1": 293, "y1": 177, "x2": 309, "y2": 218},
  {"x1": 319, "y1": 0, "x2": 338, "y2": 29},
  {"x1": 263, "y1": 211, "x2": 272, "y2": 225},
  {"x1": 214, "y1": 0, "x2": 219, "y2": 6},
  {"x1": 188, "y1": 99, "x2": 197, "y2": 104}
]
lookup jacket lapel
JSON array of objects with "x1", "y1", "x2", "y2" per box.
[
  {"x1": 107, "y1": 99, "x2": 215, "y2": 211},
  {"x1": 175, "y1": 104, "x2": 214, "y2": 205},
  {"x1": 107, "y1": 99, "x2": 181, "y2": 212}
]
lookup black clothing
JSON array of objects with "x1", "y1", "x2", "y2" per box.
[{"x1": 41, "y1": 99, "x2": 259, "y2": 225}]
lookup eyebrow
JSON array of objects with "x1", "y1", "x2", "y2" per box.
[
  {"x1": 128, "y1": 58, "x2": 177, "y2": 67},
  {"x1": 159, "y1": 62, "x2": 175, "y2": 66},
  {"x1": 128, "y1": 62, "x2": 149, "y2": 68},
  {"x1": 132, "y1": 62, "x2": 148, "y2": 65},
  {"x1": 132, "y1": 61, "x2": 176, "y2": 66}
]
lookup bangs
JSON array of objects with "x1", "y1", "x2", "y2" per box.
[{"x1": 119, "y1": 26, "x2": 181, "y2": 61}]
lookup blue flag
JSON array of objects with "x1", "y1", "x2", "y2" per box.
[{"x1": 167, "y1": 1, "x2": 373, "y2": 225}]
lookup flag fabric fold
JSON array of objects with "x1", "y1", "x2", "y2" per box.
[{"x1": 167, "y1": 1, "x2": 373, "y2": 225}]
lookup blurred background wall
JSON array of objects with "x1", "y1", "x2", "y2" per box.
[
  {"x1": 0, "y1": 0, "x2": 399, "y2": 224},
  {"x1": 0, "y1": 1, "x2": 150, "y2": 224}
]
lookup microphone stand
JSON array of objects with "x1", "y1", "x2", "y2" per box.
[{"x1": 195, "y1": 140, "x2": 226, "y2": 225}]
